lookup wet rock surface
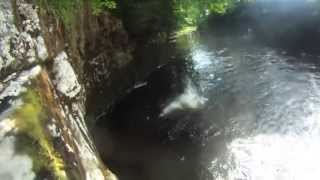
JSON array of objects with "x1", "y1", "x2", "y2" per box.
[
  {"x1": 0, "y1": 0, "x2": 123, "y2": 179},
  {"x1": 1, "y1": 0, "x2": 190, "y2": 179}
]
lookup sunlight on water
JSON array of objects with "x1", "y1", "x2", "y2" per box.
[
  {"x1": 191, "y1": 45, "x2": 213, "y2": 70},
  {"x1": 210, "y1": 95, "x2": 320, "y2": 180},
  {"x1": 184, "y1": 30, "x2": 320, "y2": 179},
  {"x1": 221, "y1": 134, "x2": 320, "y2": 180}
]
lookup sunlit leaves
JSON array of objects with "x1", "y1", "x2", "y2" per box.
[
  {"x1": 92, "y1": 0, "x2": 117, "y2": 15},
  {"x1": 173, "y1": 0, "x2": 249, "y2": 28}
]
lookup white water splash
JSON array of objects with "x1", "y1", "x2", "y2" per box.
[
  {"x1": 160, "y1": 80, "x2": 207, "y2": 117},
  {"x1": 191, "y1": 46, "x2": 213, "y2": 70}
]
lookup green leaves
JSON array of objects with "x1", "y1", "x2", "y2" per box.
[
  {"x1": 208, "y1": 0, "x2": 231, "y2": 14},
  {"x1": 173, "y1": 0, "x2": 241, "y2": 28},
  {"x1": 92, "y1": 0, "x2": 117, "y2": 15}
]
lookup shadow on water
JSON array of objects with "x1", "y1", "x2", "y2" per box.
[
  {"x1": 93, "y1": 61, "x2": 220, "y2": 180},
  {"x1": 201, "y1": 0, "x2": 320, "y2": 56}
]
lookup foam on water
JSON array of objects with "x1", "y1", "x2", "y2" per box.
[{"x1": 160, "y1": 80, "x2": 207, "y2": 117}]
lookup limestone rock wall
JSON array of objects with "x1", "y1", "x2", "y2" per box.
[{"x1": 0, "y1": 0, "x2": 119, "y2": 179}]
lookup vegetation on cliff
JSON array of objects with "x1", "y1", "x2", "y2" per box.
[
  {"x1": 13, "y1": 89, "x2": 66, "y2": 179},
  {"x1": 36, "y1": 0, "x2": 116, "y2": 26},
  {"x1": 36, "y1": 0, "x2": 82, "y2": 25},
  {"x1": 34, "y1": 0, "x2": 253, "y2": 33}
]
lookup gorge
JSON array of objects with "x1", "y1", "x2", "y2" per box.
[{"x1": 1, "y1": 0, "x2": 320, "y2": 180}]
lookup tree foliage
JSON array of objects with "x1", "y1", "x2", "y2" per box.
[
  {"x1": 173, "y1": 0, "x2": 252, "y2": 28},
  {"x1": 92, "y1": 0, "x2": 117, "y2": 15}
]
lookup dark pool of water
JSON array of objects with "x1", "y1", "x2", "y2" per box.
[{"x1": 93, "y1": 28, "x2": 320, "y2": 180}]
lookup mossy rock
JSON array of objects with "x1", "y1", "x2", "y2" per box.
[{"x1": 12, "y1": 89, "x2": 67, "y2": 180}]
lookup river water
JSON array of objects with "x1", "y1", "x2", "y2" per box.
[
  {"x1": 179, "y1": 32, "x2": 320, "y2": 180},
  {"x1": 95, "y1": 29, "x2": 320, "y2": 179}
]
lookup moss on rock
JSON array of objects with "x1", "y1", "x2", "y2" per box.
[{"x1": 12, "y1": 89, "x2": 67, "y2": 180}]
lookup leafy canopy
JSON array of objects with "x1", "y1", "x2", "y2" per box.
[
  {"x1": 173, "y1": 0, "x2": 252, "y2": 28},
  {"x1": 92, "y1": 0, "x2": 117, "y2": 15}
]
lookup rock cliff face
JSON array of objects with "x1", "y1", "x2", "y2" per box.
[{"x1": 0, "y1": 0, "x2": 135, "y2": 179}]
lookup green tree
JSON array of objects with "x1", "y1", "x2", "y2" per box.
[{"x1": 173, "y1": 0, "x2": 252, "y2": 28}]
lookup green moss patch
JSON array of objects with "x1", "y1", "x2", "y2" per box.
[{"x1": 12, "y1": 89, "x2": 67, "y2": 180}]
